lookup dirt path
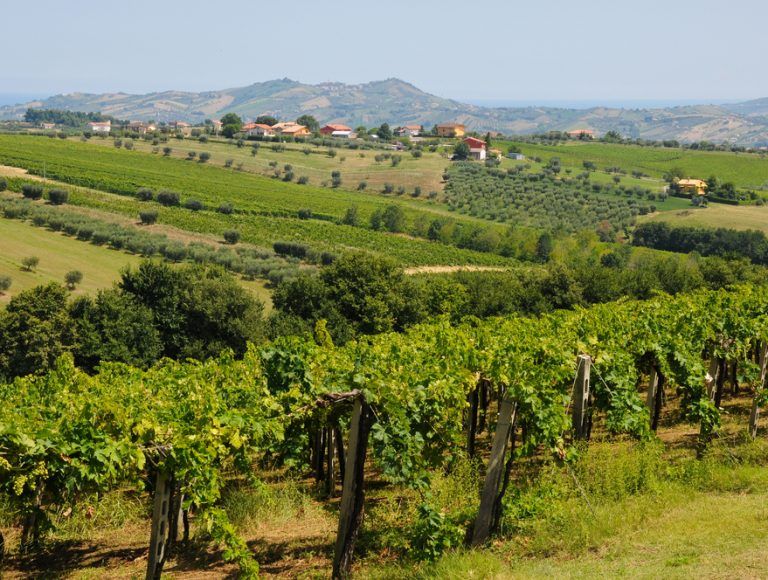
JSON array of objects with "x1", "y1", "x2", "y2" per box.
[{"x1": 404, "y1": 265, "x2": 509, "y2": 275}]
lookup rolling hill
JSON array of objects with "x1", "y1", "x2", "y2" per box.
[{"x1": 3, "y1": 78, "x2": 768, "y2": 145}]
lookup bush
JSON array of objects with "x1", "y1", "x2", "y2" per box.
[
  {"x1": 187, "y1": 151, "x2": 197, "y2": 160},
  {"x1": 136, "y1": 187, "x2": 154, "y2": 201},
  {"x1": 184, "y1": 198, "x2": 204, "y2": 211},
  {"x1": 0, "y1": 177, "x2": 7, "y2": 192},
  {"x1": 199, "y1": 151, "x2": 211, "y2": 163},
  {"x1": 297, "y1": 208, "x2": 313, "y2": 220},
  {"x1": 22, "y1": 256, "x2": 40, "y2": 271},
  {"x1": 297, "y1": 176, "x2": 309, "y2": 185},
  {"x1": 383, "y1": 183, "x2": 394, "y2": 194},
  {"x1": 331, "y1": 170, "x2": 342, "y2": 188},
  {"x1": 199, "y1": 135, "x2": 208, "y2": 143},
  {"x1": 217, "y1": 202, "x2": 234, "y2": 215},
  {"x1": 65, "y1": 270, "x2": 83, "y2": 290},
  {"x1": 139, "y1": 210, "x2": 158, "y2": 225},
  {"x1": 124, "y1": 140, "x2": 134, "y2": 150},
  {"x1": 0, "y1": 274, "x2": 11, "y2": 294},
  {"x1": 357, "y1": 181, "x2": 367, "y2": 191},
  {"x1": 223, "y1": 230, "x2": 241, "y2": 244},
  {"x1": 157, "y1": 190, "x2": 181, "y2": 206},
  {"x1": 162, "y1": 147, "x2": 172, "y2": 156},
  {"x1": 48, "y1": 189, "x2": 69, "y2": 205},
  {"x1": 21, "y1": 184, "x2": 43, "y2": 200}
]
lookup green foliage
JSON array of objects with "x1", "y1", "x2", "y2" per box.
[
  {"x1": 296, "y1": 115, "x2": 319, "y2": 132},
  {"x1": 64, "y1": 270, "x2": 83, "y2": 289},
  {"x1": 47, "y1": 189, "x2": 69, "y2": 205},
  {"x1": 0, "y1": 275, "x2": 11, "y2": 293},
  {"x1": 21, "y1": 256, "x2": 39, "y2": 271}
]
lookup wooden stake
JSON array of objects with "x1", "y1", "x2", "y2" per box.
[
  {"x1": 146, "y1": 470, "x2": 172, "y2": 580},
  {"x1": 333, "y1": 397, "x2": 372, "y2": 580},
  {"x1": 572, "y1": 355, "x2": 591, "y2": 440},
  {"x1": 467, "y1": 384, "x2": 480, "y2": 457},
  {"x1": 325, "y1": 425, "x2": 336, "y2": 496},
  {"x1": 471, "y1": 396, "x2": 517, "y2": 546},
  {"x1": 749, "y1": 342, "x2": 768, "y2": 438},
  {"x1": 646, "y1": 367, "x2": 665, "y2": 431}
]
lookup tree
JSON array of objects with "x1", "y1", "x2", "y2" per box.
[
  {"x1": 136, "y1": 187, "x2": 154, "y2": 201},
  {"x1": 64, "y1": 270, "x2": 83, "y2": 290},
  {"x1": 255, "y1": 115, "x2": 278, "y2": 126},
  {"x1": 0, "y1": 283, "x2": 75, "y2": 378},
  {"x1": 0, "y1": 275, "x2": 11, "y2": 294},
  {"x1": 198, "y1": 151, "x2": 211, "y2": 163},
  {"x1": 331, "y1": 170, "x2": 342, "y2": 188},
  {"x1": 22, "y1": 256, "x2": 39, "y2": 271},
  {"x1": 377, "y1": 123, "x2": 393, "y2": 141},
  {"x1": 382, "y1": 205, "x2": 406, "y2": 232},
  {"x1": 0, "y1": 177, "x2": 7, "y2": 192},
  {"x1": 296, "y1": 114, "x2": 319, "y2": 132},
  {"x1": 535, "y1": 232, "x2": 554, "y2": 263},
  {"x1": 21, "y1": 184, "x2": 43, "y2": 200},
  {"x1": 220, "y1": 112, "x2": 242, "y2": 128},
  {"x1": 453, "y1": 141, "x2": 470, "y2": 160},
  {"x1": 69, "y1": 289, "x2": 162, "y2": 371},
  {"x1": 223, "y1": 230, "x2": 241, "y2": 244},
  {"x1": 139, "y1": 210, "x2": 158, "y2": 225},
  {"x1": 342, "y1": 206, "x2": 359, "y2": 226},
  {"x1": 48, "y1": 189, "x2": 69, "y2": 205},
  {"x1": 485, "y1": 132, "x2": 492, "y2": 147},
  {"x1": 157, "y1": 190, "x2": 181, "y2": 206}
]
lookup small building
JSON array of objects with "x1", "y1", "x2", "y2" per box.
[
  {"x1": 507, "y1": 152, "x2": 526, "y2": 160},
  {"x1": 396, "y1": 124, "x2": 422, "y2": 137},
  {"x1": 320, "y1": 123, "x2": 352, "y2": 135},
  {"x1": 169, "y1": 121, "x2": 191, "y2": 135},
  {"x1": 678, "y1": 179, "x2": 708, "y2": 196},
  {"x1": 127, "y1": 121, "x2": 156, "y2": 134},
  {"x1": 40, "y1": 122, "x2": 56, "y2": 130},
  {"x1": 464, "y1": 137, "x2": 487, "y2": 160},
  {"x1": 437, "y1": 123, "x2": 466, "y2": 138},
  {"x1": 210, "y1": 120, "x2": 222, "y2": 135},
  {"x1": 87, "y1": 121, "x2": 112, "y2": 134},
  {"x1": 567, "y1": 129, "x2": 595, "y2": 139},
  {"x1": 331, "y1": 130, "x2": 355, "y2": 139},
  {"x1": 272, "y1": 122, "x2": 310, "y2": 137},
  {"x1": 242, "y1": 123, "x2": 275, "y2": 137}
]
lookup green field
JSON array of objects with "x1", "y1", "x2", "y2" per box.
[
  {"x1": 89, "y1": 135, "x2": 450, "y2": 194},
  {"x1": 0, "y1": 217, "x2": 141, "y2": 302},
  {"x1": 640, "y1": 202, "x2": 768, "y2": 233},
  {"x1": 0, "y1": 135, "x2": 514, "y2": 267},
  {"x1": 499, "y1": 140, "x2": 768, "y2": 189}
]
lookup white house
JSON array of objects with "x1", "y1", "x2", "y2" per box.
[
  {"x1": 507, "y1": 152, "x2": 526, "y2": 160},
  {"x1": 242, "y1": 123, "x2": 275, "y2": 137},
  {"x1": 331, "y1": 130, "x2": 354, "y2": 139},
  {"x1": 88, "y1": 121, "x2": 111, "y2": 134},
  {"x1": 463, "y1": 137, "x2": 487, "y2": 160},
  {"x1": 396, "y1": 125, "x2": 422, "y2": 137}
]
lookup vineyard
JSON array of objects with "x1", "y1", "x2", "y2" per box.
[{"x1": 3, "y1": 284, "x2": 768, "y2": 577}]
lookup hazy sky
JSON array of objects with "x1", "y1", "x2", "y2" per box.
[{"x1": 2, "y1": 0, "x2": 766, "y2": 103}]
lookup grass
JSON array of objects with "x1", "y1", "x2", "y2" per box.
[
  {"x1": 0, "y1": 216, "x2": 274, "y2": 309},
  {"x1": 499, "y1": 139, "x2": 768, "y2": 190},
  {"x1": 0, "y1": 217, "x2": 142, "y2": 302},
  {"x1": 640, "y1": 203, "x2": 768, "y2": 234}
]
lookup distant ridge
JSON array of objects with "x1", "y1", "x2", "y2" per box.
[{"x1": 3, "y1": 78, "x2": 768, "y2": 145}]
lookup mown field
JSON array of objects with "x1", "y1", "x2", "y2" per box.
[
  {"x1": 640, "y1": 203, "x2": 768, "y2": 234},
  {"x1": 499, "y1": 140, "x2": 768, "y2": 189}
]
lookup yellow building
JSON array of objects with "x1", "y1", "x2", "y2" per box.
[
  {"x1": 436, "y1": 123, "x2": 466, "y2": 137},
  {"x1": 678, "y1": 179, "x2": 708, "y2": 195}
]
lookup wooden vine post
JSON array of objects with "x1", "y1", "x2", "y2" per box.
[
  {"x1": 146, "y1": 469, "x2": 173, "y2": 580},
  {"x1": 332, "y1": 393, "x2": 371, "y2": 580},
  {"x1": 749, "y1": 341, "x2": 768, "y2": 438},
  {"x1": 471, "y1": 395, "x2": 517, "y2": 546},
  {"x1": 646, "y1": 367, "x2": 665, "y2": 431},
  {"x1": 572, "y1": 354, "x2": 592, "y2": 440}
]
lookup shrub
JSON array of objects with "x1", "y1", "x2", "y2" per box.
[
  {"x1": 297, "y1": 176, "x2": 309, "y2": 185},
  {"x1": 357, "y1": 181, "x2": 367, "y2": 191},
  {"x1": 157, "y1": 190, "x2": 181, "y2": 206},
  {"x1": 48, "y1": 189, "x2": 69, "y2": 205},
  {"x1": 187, "y1": 151, "x2": 197, "y2": 160},
  {"x1": 21, "y1": 256, "x2": 39, "y2": 271},
  {"x1": 0, "y1": 177, "x2": 7, "y2": 192},
  {"x1": 162, "y1": 146, "x2": 172, "y2": 156},
  {"x1": 136, "y1": 187, "x2": 154, "y2": 201},
  {"x1": 0, "y1": 275, "x2": 11, "y2": 294},
  {"x1": 124, "y1": 140, "x2": 134, "y2": 150},
  {"x1": 224, "y1": 158, "x2": 234, "y2": 168},
  {"x1": 21, "y1": 184, "x2": 43, "y2": 200},
  {"x1": 184, "y1": 198, "x2": 204, "y2": 211},
  {"x1": 217, "y1": 202, "x2": 234, "y2": 215},
  {"x1": 297, "y1": 208, "x2": 312, "y2": 220},
  {"x1": 64, "y1": 270, "x2": 83, "y2": 290},
  {"x1": 412, "y1": 186, "x2": 422, "y2": 197},
  {"x1": 331, "y1": 170, "x2": 342, "y2": 188},
  {"x1": 114, "y1": 139, "x2": 122, "y2": 148},
  {"x1": 199, "y1": 152, "x2": 211, "y2": 163},
  {"x1": 198, "y1": 135, "x2": 208, "y2": 143},
  {"x1": 139, "y1": 210, "x2": 158, "y2": 225},
  {"x1": 223, "y1": 230, "x2": 241, "y2": 244},
  {"x1": 383, "y1": 183, "x2": 394, "y2": 194},
  {"x1": 236, "y1": 139, "x2": 245, "y2": 148}
]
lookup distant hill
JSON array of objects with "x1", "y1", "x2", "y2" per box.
[{"x1": 3, "y1": 78, "x2": 768, "y2": 145}]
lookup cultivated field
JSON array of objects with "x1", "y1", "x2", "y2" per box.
[{"x1": 641, "y1": 203, "x2": 768, "y2": 233}]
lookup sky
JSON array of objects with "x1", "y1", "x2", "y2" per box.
[{"x1": 2, "y1": 0, "x2": 767, "y2": 105}]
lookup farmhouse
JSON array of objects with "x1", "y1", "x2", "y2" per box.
[
  {"x1": 678, "y1": 178, "x2": 708, "y2": 195},
  {"x1": 272, "y1": 122, "x2": 310, "y2": 137},
  {"x1": 87, "y1": 121, "x2": 111, "y2": 134},
  {"x1": 242, "y1": 123, "x2": 275, "y2": 137},
  {"x1": 169, "y1": 121, "x2": 191, "y2": 135},
  {"x1": 40, "y1": 122, "x2": 56, "y2": 130},
  {"x1": 464, "y1": 136, "x2": 487, "y2": 160},
  {"x1": 437, "y1": 123, "x2": 466, "y2": 138},
  {"x1": 567, "y1": 129, "x2": 595, "y2": 139},
  {"x1": 127, "y1": 121, "x2": 156, "y2": 134},
  {"x1": 396, "y1": 125, "x2": 422, "y2": 137},
  {"x1": 320, "y1": 123, "x2": 352, "y2": 135}
]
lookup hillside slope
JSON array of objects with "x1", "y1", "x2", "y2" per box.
[{"x1": 3, "y1": 78, "x2": 768, "y2": 144}]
